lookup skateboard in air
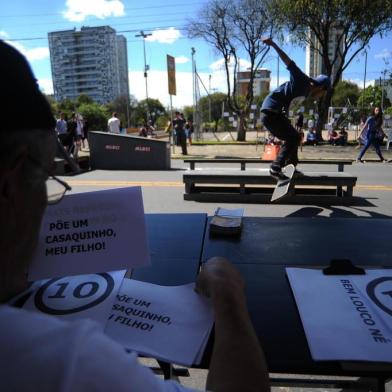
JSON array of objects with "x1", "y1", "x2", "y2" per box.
[{"x1": 270, "y1": 164, "x2": 296, "y2": 202}]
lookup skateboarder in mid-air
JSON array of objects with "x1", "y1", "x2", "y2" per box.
[{"x1": 261, "y1": 37, "x2": 331, "y2": 180}]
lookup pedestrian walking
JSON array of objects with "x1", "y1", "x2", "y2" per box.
[
  {"x1": 356, "y1": 107, "x2": 388, "y2": 163},
  {"x1": 67, "y1": 112, "x2": 78, "y2": 157},
  {"x1": 55, "y1": 112, "x2": 71, "y2": 150},
  {"x1": 108, "y1": 112, "x2": 121, "y2": 134},
  {"x1": 356, "y1": 116, "x2": 367, "y2": 149}
]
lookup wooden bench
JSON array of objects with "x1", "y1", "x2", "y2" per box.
[
  {"x1": 184, "y1": 158, "x2": 353, "y2": 172},
  {"x1": 183, "y1": 169, "x2": 357, "y2": 203}
]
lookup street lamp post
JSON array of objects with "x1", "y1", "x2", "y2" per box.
[
  {"x1": 381, "y1": 58, "x2": 390, "y2": 111},
  {"x1": 208, "y1": 74, "x2": 212, "y2": 122},
  {"x1": 362, "y1": 50, "x2": 367, "y2": 111},
  {"x1": 135, "y1": 30, "x2": 152, "y2": 121}
]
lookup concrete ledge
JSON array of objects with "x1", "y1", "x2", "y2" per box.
[{"x1": 183, "y1": 170, "x2": 357, "y2": 202}]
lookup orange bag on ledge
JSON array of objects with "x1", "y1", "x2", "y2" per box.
[{"x1": 262, "y1": 144, "x2": 280, "y2": 160}]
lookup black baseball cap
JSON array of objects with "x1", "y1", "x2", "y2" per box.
[{"x1": 0, "y1": 40, "x2": 55, "y2": 131}]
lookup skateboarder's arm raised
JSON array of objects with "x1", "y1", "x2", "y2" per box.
[{"x1": 262, "y1": 37, "x2": 292, "y2": 68}]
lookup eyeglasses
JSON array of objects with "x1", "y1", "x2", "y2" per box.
[
  {"x1": 46, "y1": 175, "x2": 72, "y2": 204},
  {"x1": 28, "y1": 155, "x2": 72, "y2": 204}
]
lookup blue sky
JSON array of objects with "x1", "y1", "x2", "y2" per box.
[{"x1": 1, "y1": 0, "x2": 391, "y2": 107}]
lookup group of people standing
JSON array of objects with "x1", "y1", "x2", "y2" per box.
[{"x1": 55, "y1": 112, "x2": 88, "y2": 156}]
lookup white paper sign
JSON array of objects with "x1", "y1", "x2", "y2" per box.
[
  {"x1": 249, "y1": 113, "x2": 254, "y2": 120},
  {"x1": 105, "y1": 279, "x2": 214, "y2": 366},
  {"x1": 23, "y1": 270, "x2": 126, "y2": 330},
  {"x1": 232, "y1": 121, "x2": 238, "y2": 127},
  {"x1": 343, "y1": 107, "x2": 348, "y2": 114},
  {"x1": 223, "y1": 112, "x2": 229, "y2": 117},
  {"x1": 287, "y1": 268, "x2": 392, "y2": 363},
  {"x1": 251, "y1": 104, "x2": 257, "y2": 110},
  {"x1": 229, "y1": 117, "x2": 234, "y2": 122},
  {"x1": 29, "y1": 187, "x2": 150, "y2": 280}
]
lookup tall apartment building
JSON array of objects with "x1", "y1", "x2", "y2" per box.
[
  {"x1": 305, "y1": 28, "x2": 344, "y2": 83},
  {"x1": 236, "y1": 69, "x2": 271, "y2": 96},
  {"x1": 374, "y1": 78, "x2": 392, "y2": 104},
  {"x1": 48, "y1": 26, "x2": 129, "y2": 104}
]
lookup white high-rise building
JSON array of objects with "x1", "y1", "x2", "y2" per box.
[
  {"x1": 48, "y1": 26, "x2": 129, "y2": 104},
  {"x1": 305, "y1": 28, "x2": 344, "y2": 83}
]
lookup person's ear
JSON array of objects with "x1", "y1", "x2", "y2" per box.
[{"x1": 0, "y1": 147, "x2": 29, "y2": 203}]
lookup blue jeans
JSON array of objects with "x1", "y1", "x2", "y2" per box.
[{"x1": 357, "y1": 134, "x2": 384, "y2": 160}]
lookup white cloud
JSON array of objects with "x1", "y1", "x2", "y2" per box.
[
  {"x1": 5, "y1": 40, "x2": 49, "y2": 62},
  {"x1": 129, "y1": 58, "x2": 284, "y2": 108},
  {"x1": 344, "y1": 78, "x2": 374, "y2": 89},
  {"x1": 129, "y1": 70, "x2": 194, "y2": 108},
  {"x1": 375, "y1": 49, "x2": 392, "y2": 60},
  {"x1": 146, "y1": 28, "x2": 181, "y2": 44},
  {"x1": 63, "y1": 0, "x2": 125, "y2": 22},
  {"x1": 129, "y1": 65, "x2": 250, "y2": 108},
  {"x1": 175, "y1": 56, "x2": 190, "y2": 64},
  {"x1": 38, "y1": 78, "x2": 54, "y2": 94},
  {"x1": 209, "y1": 57, "x2": 252, "y2": 72},
  {"x1": 209, "y1": 58, "x2": 289, "y2": 90},
  {"x1": 0, "y1": 31, "x2": 9, "y2": 38}
]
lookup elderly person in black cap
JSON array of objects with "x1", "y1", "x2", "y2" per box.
[
  {"x1": 0, "y1": 41, "x2": 269, "y2": 391},
  {"x1": 261, "y1": 37, "x2": 330, "y2": 180}
]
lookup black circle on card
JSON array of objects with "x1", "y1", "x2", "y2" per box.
[
  {"x1": 366, "y1": 277, "x2": 392, "y2": 317},
  {"x1": 34, "y1": 273, "x2": 114, "y2": 315}
]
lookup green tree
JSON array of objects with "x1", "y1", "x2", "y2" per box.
[
  {"x1": 57, "y1": 98, "x2": 76, "y2": 118},
  {"x1": 45, "y1": 95, "x2": 59, "y2": 117},
  {"x1": 199, "y1": 92, "x2": 227, "y2": 122},
  {"x1": 198, "y1": 92, "x2": 227, "y2": 132},
  {"x1": 182, "y1": 106, "x2": 194, "y2": 122},
  {"x1": 106, "y1": 95, "x2": 133, "y2": 128},
  {"x1": 358, "y1": 85, "x2": 391, "y2": 109},
  {"x1": 78, "y1": 103, "x2": 110, "y2": 131},
  {"x1": 253, "y1": 91, "x2": 269, "y2": 109},
  {"x1": 134, "y1": 98, "x2": 166, "y2": 125},
  {"x1": 188, "y1": 0, "x2": 275, "y2": 141},
  {"x1": 76, "y1": 94, "x2": 94, "y2": 106},
  {"x1": 331, "y1": 81, "x2": 360, "y2": 107},
  {"x1": 270, "y1": 0, "x2": 392, "y2": 138}
]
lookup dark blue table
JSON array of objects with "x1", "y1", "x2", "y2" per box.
[
  {"x1": 201, "y1": 217, "x2": 392, "y2": 389},
  {"x1": 131, "y1": 213, "x2": 207, "y2": 286}
]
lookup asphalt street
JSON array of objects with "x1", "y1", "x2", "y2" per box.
[{"x1": 64, "y1": 158, "x2": 392, "y2": 219}]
